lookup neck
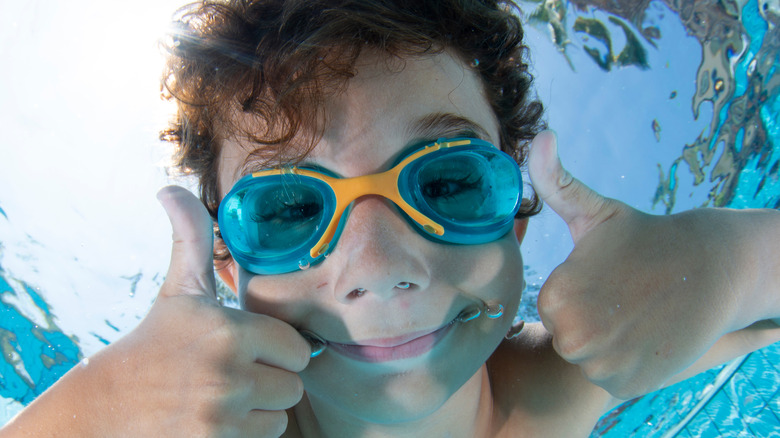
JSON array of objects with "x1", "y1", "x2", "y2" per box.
[{"x1": 290, "y1": 365, "x2": 493, "y2": 438}]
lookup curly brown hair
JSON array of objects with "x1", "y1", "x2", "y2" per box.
[{"x1": 160, "y1": 0, "x2": 545, "y2": 263}]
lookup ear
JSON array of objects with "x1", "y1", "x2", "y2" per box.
[
  {"x1": 513, "y1": 218, "x2": 529, "y2": 245},
  {"x1": 216, "y1": 259, "x2": 238, "y2": 295}
]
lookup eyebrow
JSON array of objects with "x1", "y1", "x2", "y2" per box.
[
  {"x1": 236, "y1": 112, "x2": 494, "y2": 179},
  {"x1": 405, "y1": 112, "x2": 493, "y2": 144}
]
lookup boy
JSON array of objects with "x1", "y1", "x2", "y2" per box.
[{"x1": 2, "y1": 0, "x2": 779, "y2": 436}]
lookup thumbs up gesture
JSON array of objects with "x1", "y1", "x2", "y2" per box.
[
  {"x1": 92, "y1": 187, "x2": 311, "y2": 436},
  {"x1": 527, "y1": 131, "x2": 774, "y2": 400}
]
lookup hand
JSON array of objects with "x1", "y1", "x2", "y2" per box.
[
  {"x1": 527, "y1": 131, "x2": 767, "y2": 399},
  {"x1": 88, "y1": 187, "x2": 311, "y2": 437}
]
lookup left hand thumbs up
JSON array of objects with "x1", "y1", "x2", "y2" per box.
[
  {"x1": 527, "y1": 130, "x2": 620, "y2": 243},
  {"x1": 526, "y1": 130, "x2": 735, "y2": 399}
]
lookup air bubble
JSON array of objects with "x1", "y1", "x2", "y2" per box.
[
  {"x1": 298, "y1": 259, "x2": 310, "y2": 270},
  {"x1": 317, "y1": 243, "x2": 329, "y2": 255},
  {"x1": 300, "y1": 330, "x2": 327, "y2": 358},
  {"x1": 485, "y1": 304, "x2": 504, "y2": 319},
  {"x1": 456, "y1": 306, "x2": 482, "y2": 323}
]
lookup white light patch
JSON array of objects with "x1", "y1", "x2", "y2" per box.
[{"x1": 0, "y1": 0, "x2": 189, "y2": 357}]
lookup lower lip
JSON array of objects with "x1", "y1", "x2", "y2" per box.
[{"x1": 328, "y1": 323, "x2": 455, "y2": 363}]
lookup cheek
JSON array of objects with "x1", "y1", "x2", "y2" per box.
[
  {"x1": 237, "y1": 268, "x2": 324, "y2": 322},
  {"x1": 430, "y1": 232, "x2": 524, "y2": 306}
]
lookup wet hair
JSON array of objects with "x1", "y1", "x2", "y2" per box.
[{"x1": 160, "y1": 0, "x2": 546, "y2": 262}]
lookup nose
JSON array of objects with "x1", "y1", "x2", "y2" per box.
[{"x1": 329, "y1": 196, "x2": 431, "y2": 303}]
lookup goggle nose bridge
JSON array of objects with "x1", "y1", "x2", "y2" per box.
[{"x1": 307, "y1": 164, "x2": 444, "y2": 259}]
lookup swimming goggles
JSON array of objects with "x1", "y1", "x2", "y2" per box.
[{"x1": 218, "y1": 137, "x2": 523, "y2": 275}]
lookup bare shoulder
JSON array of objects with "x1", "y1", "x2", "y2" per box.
[{"x1": 486, "y1": 323, "x2": 614, "y2": 437}]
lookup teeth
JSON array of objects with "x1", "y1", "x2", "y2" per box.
[{"x1": 299, "y1": 330, "x2": 328, "y2": 358}]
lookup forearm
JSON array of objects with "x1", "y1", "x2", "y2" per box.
[
  {"x1": 0, "y1": 357, "x2": 111, "y2": 437},
  {"x1": 660, "y1": 207, "x2": 780, "y2": 387},
  {"x1": 729, "y1": 208, "x2": 780, "y2": 328}
]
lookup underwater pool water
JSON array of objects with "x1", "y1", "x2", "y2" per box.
[
  {"x1": 519, "y1": 1, "x2": 780, "y2": 436},
  {"x1": 1, "y1": 0, "x2": 779, "y2": 436}
]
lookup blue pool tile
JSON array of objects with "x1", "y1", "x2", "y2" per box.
[
  {"x1": 740, "y1": 352, "x2": 780, "y2": 402},
  {"x1": 768, "y1": 387, "x2": 780, "y2": 414},
  {"x1": 758, "y1": 343, "x2": 780, "y2": 374},
  {"x1": 685, "y1": 407, "x2": 721, "y2": 437},
  {"x1": 746, "y1": 406, "x2": 780, "y2": 437},
  {"x1": 725, "y1": 369, "x2": 768, "y2": 418},
  {"x1": 595, "y1": 343, "x2": 780, "y2": 437},
  {"x1": 707, "y1": 390, "x2": 752, "y2": 433}
]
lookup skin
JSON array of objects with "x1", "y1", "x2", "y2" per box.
[
  {"x1": 217, "y1": 50, "x2": 525, "y2": 436},
  {"x1": 1, "y1": 48, "x2": 779, "y2": 438},
  {"x1": 215, "y1": 49, "x2": 780, "y2": 436}
]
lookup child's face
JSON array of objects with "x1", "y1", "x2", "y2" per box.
[{"x1": 216, "y1": 49, "x2": 525, "y2": 422}]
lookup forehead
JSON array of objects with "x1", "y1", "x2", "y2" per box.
[{"x1": 217, "y1": 49, "x2": 499, "y2": 195}]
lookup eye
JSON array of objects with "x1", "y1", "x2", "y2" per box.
[
  {"x1": 422, "y1": 174, "x2": 484, "y2": 199},
  {"x1": 240, "y1": 183, "x2": 326, "y2": 251},
  {"x1": 251, "y1": 191, "x2": 322, "y2": 225},
  {"x1": 259, "y1": 200, "x2": 320, "y2": 223}
]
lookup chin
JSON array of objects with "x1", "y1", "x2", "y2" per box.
[{"x1": 298, "y1": 310, "x2": 510, "y2": 424}]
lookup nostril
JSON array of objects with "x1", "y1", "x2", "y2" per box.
[
  {"x1": 345, "y1": 283, "x2": 415, "y2": 300},
  {"x1": 348, "y1": 288, "x2": 367, "y2": 299}
]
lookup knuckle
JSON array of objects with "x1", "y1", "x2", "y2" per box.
[
  {"x1": 248, "y1": 365, "x2": 305, "y2": 410},
  {"x1": 194, "y1": 403, "x2": 227, "y2": 436},
  {"x1": 536, "y1": 288, "x2": 558, "y2": 320},
  {"x1": 537, "y1": 271, "x2": 575, "y2": 312},
  {"x1": 290, "y1": 338, "x2": 312, "y2": 372},
  {"x1": 580, "y1": 360, "x2": 649, "y2": 400},
  {"x1": 269, "y1": 372, "x2": 305, "y2": 409},
  {"x1": 254, "y1": 316, "x2": 311, "y2": 371},
  {"x1": 552, "y1": 332, "x2": 588, "y2": 361},
  {"x1": 256, "y1": 410, "x2": 288, "y2": 438},
  {"x1": 289, "y1": 373, "x2": 305, "y2": 403}
]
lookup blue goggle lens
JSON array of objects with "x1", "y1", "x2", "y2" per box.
[{"x1": 400, "y1": 145, "x2": 522, "y2": 243}]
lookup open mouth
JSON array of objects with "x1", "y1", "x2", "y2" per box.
[{"x1": 327, "y1": 322, "x2": 456, "y2": 363}]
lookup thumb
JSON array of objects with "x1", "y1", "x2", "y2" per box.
[
  {"x1": 528, "y1": 130, "x2": 615, "y2": 243},
  {"x1": 157, "y1": 185, "x2": 217, "y2": 299}
]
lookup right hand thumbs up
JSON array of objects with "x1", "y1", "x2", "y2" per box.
[
  {"x1": 157, "y1": 185, "x2": 218, "y2": 299},
  {"x1": 86, "y1": 186, "x2": 311, "y2": 437}
]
